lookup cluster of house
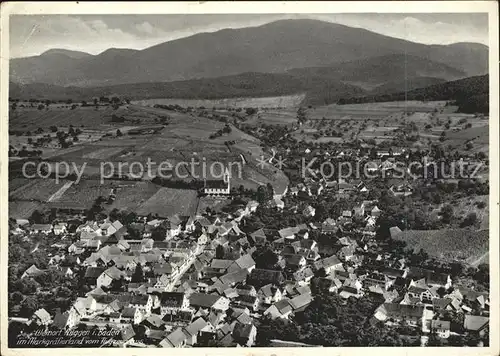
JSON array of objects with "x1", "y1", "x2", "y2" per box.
[
  {"x1": 13, "y1": 175, "x2": 490, "y2": 347},
  {"x1": 371, "y1": 266, "x2": 490, "y2": 339}
]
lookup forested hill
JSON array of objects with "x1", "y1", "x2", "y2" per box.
[{"x1": 338, "y1": 75, "x2": 489, "y2": 114}]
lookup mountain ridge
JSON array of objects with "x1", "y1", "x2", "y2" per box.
[{"x1": 10, "y1": 19, "x2": 488, "y2": 87}]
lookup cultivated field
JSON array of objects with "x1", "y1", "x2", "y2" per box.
[
  {"x1": 197, "y1": 197, "x2": 231, "y2": 215},
  {"x1": 291, "y1": 101, "x2": 488, "y2": 148},
  {"x1": 132, "y1": 94, "x2": 306, "y2": 109},
  {"x1": 9, "y1": 104, "x2": 171, "y2": 132},
  {"x1": 9, "y1": 178, "x2": 33, "y2": 193},
  {"x1": 104, "y1": 181, "x2": 161, "y2": 212},
  {"x1": 82, "y1": 147, "x2": 125, "y2": 159},
  {"x1": 9, "y1": 178, "x2": 68, "y2": 202},
  {"x1": 136, "y1": 187, "x2": 199, "y2": 218},
  {"x1": 244, "y1": 109, "x2": 298, "y2": 126},
  {"x1": 9, "y1": 201, "x2": 44, "y2": 219},
  {"x1": 47, "y1": 180, "x2": 121, "y2": 210}
]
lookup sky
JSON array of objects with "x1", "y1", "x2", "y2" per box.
[{"x1": 9, "y1": 13, "x2": 489, "y2": 58}]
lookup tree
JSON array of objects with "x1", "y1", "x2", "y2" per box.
[
  {"x1": 131, "y1": 264, "x2": 144, "y2": 283},
  {"x1": 252, "y1": 248, "x2": 278, "y2": 269},
  {"x1": 116, "y1": 129, "x2": 123, "y2": 137},
  {"x1": 29, "y1": 210, "x2": 45, "y2": 224},
  {"x1": 245, "y1": 107, "x2": 257, "y2": 116},
  {"x1": 266, "y1": 183, "x2": 274, "y2": 198},
  {"x1": 447, "y1": 334, "x2": 466, "y2": 346},
  {"x1": 426, "y1": 332, "x2": 443, "y2": 346},
  {"x1": 460, "y1": 212, "x2": 477, "y2": 227},
  {"x1": 19, "y1": 296, "x2": 38, "y2": 317},
  {"x1": 440, "y1": 204, "x2": 454, "y2": 224},
  {"x1": 151, "y1": 226, "x2": 167, "y2": 241},
  {"x1": 256, "y1": 185, "x2": 272, "y2": 204},
  {"x1": 474, "y1": 263, "x2": 489, "y2": 288},
  {"x1": 215, "y1": 245, "x2": 225, "y2": 259}
]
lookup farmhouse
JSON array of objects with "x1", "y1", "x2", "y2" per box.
[
  {"x1": 189, "y1": 293, "x2": 230, "y2": 312},
  {"x1": 374, "y1": 303, "x2": 424, "y2": 326}
]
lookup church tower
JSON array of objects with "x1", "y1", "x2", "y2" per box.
[{"x1": 223, "y1": 167, "x2": 231, "y2": 193}]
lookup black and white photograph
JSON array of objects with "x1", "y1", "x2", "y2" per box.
[{"x1": 1, "y1": 1, "x2": 498, "y2": 354}]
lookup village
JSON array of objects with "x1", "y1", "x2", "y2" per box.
[{"x1": 8, "y1": 142, "x2": 490, "y2": 347}]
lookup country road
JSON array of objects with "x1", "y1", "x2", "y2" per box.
[{"x1": 165, "y1": 243, "x2": 206, "y2": 292}]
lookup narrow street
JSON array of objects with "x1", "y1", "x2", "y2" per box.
[{"x1": 165, "y1": 243, "x2": 206, "y2": 292}]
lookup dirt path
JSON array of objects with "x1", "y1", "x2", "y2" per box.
[
  {"x1": 47, "y1": 181, "x2": 74, "y2": 202},
  {"x1": 469, "y1": 251, "x2": 489, "y2": 267}
]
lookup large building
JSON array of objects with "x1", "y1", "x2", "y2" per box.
[{"x1": 204, "y1": 168, "x2": 230, "y2": 195}]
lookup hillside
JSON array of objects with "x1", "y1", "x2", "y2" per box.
[
  {"x1": 338, "y1": 75, "x2": 489, "y2": 114},
  {"x1": 10, "y1": 19, "x2": 488, "y2": 87},
  {"x1": 370, "y1": 77, "x2": 447, "y2": 95},
  {"x1": 41, "y1": 48, "x2": 92, "y2": 59},
  {"x1": 289, "y1": 54, "x2": 465, "y2": 85},
  {"x1": 9, "y1": 73, "x2": 307, "y2": 101},
  {"x1": 392, "y1": 228, "x2": 489, "y2": 265},
  {"x1": 9, "y1": 53, "x2": 475, "y2": 105}
]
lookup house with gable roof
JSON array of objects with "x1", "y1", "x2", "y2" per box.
[
  {"x1": 32, "y1": 308, "x2": 52, "y2": 326},
  {"x1": 160, "y1": 327, "x2": 190, "y2": 348},
  {"x1": 313, "y1": 255, "x2": 343, "y2": 274},
  {"x1": 30, "y1": 224, "x2": 53, "y2": 234},
  {"x1": 257, "y1": 284, "x2": 283, "y2": 305},
  {"x1": 21, "y1": 264, "x2": 44, "y2": 279},
  {"x1": 53, "y1": 223, "x2": 67, "y2": 236},
  {"x1": 408, "y1": 267, "x2": 452, "y2": 289},
  {"x1": 431, "y1": 320, "x2": 451, "y2": 339},
  {"x1": 464, "y1": 315, "x2": 489, "y2": 336},
  {"x1": 248, "y1": 228, "x2": 267, "y2": 247},
  {"x1": 264, "y1": 299, "x2": 293, "y2": 319},
  {"x1": 189, "y1": 293, "x2": 230, "y2": 312},
  {"x1": 321, "y1": 218, "x2": 337, "y2": 234},
  {"x1": 184, "y1": 317, "x2": 216, "y2": 346},
  {"x1": 97, "y1": 266, "x2": 127, "y2": 288},
  {"x1": 228, "y1": 254, "x2": 256, "y2": 273},
  {"x1": 232, "y1": 322, "x2": 257, "y2": 347},
  {"x1": 53, "y1": 308, "x2": 79, "y2": 329},
  {"x1": 374, "y1": 303, "x2": 424, "y2": 327}
]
